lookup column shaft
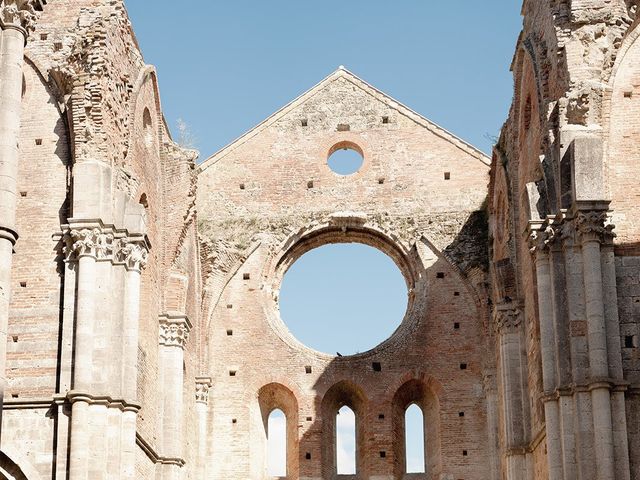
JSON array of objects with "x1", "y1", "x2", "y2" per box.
[
  {"x1": 0, "y1": 25, "x2": 26, "y2": 440},
  {"x1": 535, "y1": 252, "x2": 563, "y2": 480},
  {"x1": 581, "y1": 239, "x2": 615, "y2": 478}
]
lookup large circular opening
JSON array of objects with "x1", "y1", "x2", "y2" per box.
[
  {"x1": 279, "y1": 243, "x2": 407, "y2": 355},
  {"x1": 327, "y1": 143, "x2": 364, "y2": 175}
]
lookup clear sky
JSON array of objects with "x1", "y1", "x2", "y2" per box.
[
  {"x1": 125, "y1": 1, "x2": 522, "y2": 158},
  {"x1": 125, "y1": 0, "x2": 522, "y2": 473}
]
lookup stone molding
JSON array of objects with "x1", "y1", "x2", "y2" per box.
[
  {"x1": 59, "y1": 391, "x2": 141, "y2": 413},
  {"x1": 0, "y1": 225, "x2": 18, "y2": 246},
  {"x1": 541, "y1": 378, "x2": 630, "y2": 402},
  {"x1": 0, "y1": 0, "x2": 45, "y2": 35},
  {"x1": 136, "y1": 432, "x2": 186, "y2": 467},
  {"x1": 159, "y1": 313, "x2": 192, "y2": 348},
  {"x1": 195, "y1": 376, "x2": 212, "y2": 404}
]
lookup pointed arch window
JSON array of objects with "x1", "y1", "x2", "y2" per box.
[
  {"x1": 336, "y1": 405, "x2": 356, "y2": 475},
  {"x1": 405, "y1": 403, "x2": 426, "y2": 473},
  {"x1": 267, "y1": 409, "x2": 287, "y2": 477}
]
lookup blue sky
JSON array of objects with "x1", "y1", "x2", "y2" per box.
[
  {"x1": 126, "y1": 1, "x2": 522, "y2": 158},
  {"x1": 125, "y1": 1, "x2": 522, "y2": 473}
]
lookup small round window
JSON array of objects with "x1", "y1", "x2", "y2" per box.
[{"x1": 327, "y1": 142, "x2": 364, "y2": 175}]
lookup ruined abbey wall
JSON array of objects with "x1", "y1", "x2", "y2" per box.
[
  {"x1": 3, "y1": 1, "x2": 640, "y2": 479},
  {"x1": 197, "y1": 69, "x2": 494, "y2": 479}
]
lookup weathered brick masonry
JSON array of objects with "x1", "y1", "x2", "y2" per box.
[{"x1": 2, "y1": 1, "x2": 640, "y2": 479}]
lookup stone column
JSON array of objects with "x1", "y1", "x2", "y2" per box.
[
  {"x1": 66, "y1": 227, "x2": 105, "y2": 480},
  {"x1": 575, "y1": 210, "x2": 615, "y2": 478},
  {"x1": 195, "y1": 376, "x2": 212, "y2": 480},
  {"x1": 529, "y1": 224, "x2": 564, "y2": 480},
  {"x1": 159, "y1": 314, "x2": 191, "y2": 480},
  {"x1": 575, "y1": 211, "x2": 616, "y2": 479},
  {"x1": 0, "y1": 0, "x2": 37, "y2": 439},
  {"x1": 495, "y1": 305, "x2": 529, "y2": 480},
  {"x1": 119, "y1": 238, "x2": 148, "y2": 479}
]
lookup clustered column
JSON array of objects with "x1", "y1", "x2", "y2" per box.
[
  {"x1": 529, "y1": 208, "x2": 630, "y2": 480},
  {"x1": 64, "y1": 227, "x2": 149, "y2": 480}
]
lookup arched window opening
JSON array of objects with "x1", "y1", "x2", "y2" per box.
[
  {"x1": 267, "y1": 409, "x2": 287, "y2": 477},
  {"x1": 336, "y1": 405, "x2": 356, "y2": 475},
  {"x1": 405, "y1": 403, "x2": 426, "y2": 473},
  {"x1": 143, "y1": 107, "x2": 154, "y2": 148}
]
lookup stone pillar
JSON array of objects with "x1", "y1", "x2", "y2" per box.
[
  {"x1": 0, "y1": 0, "x2": 37, "y2": 440},
  {"x1": 66, "y1": 227, "x2": 104, "y2": 480},
  {"x1": 120, "y1": 238, "x2": 148, "y2": 479},
  {"x1": 529, "y1": 224, "x2": 564, "y2": 480},
  {"x1": 195, "y1": 376, "x2": 212, "y2": 480},
  {"x1": 495, "y1": 305, "x2": 529, "y2": 479},
  {"x1": 575, "y1": 211, "x2": 616, "y2": 479},
  {"x1": 159, "y1": 314, "x2": 191, "y2": 480}
]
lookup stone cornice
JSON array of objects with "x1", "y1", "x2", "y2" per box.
[
  {"x1": 541, "y1": 378, "x2": 630, "y2": 402},
  {"x1": 58, "y1": 391, "x2": 141, "y2": 413},
  {"x1": 159, "y1": 313, "x2": 192, "y2": 348}
]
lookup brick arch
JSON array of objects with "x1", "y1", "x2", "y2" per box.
[
  {"x1": 320, "y1": 380, "x2": 369, "y2": 478},
  {"x1": 262, "y1": 219, "x2": 420, "y2": 360},
  {"x1": 254, "y1": 382, "x2": 300, "y2": 479},
  {"x1": 391, "y1": 376, "x2": 443, "y2": 479}
]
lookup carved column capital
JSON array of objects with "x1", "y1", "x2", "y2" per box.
[
  {"x1": 159, "y1": 314, "x2": 191, "y2": 348},
  {"x1": 494, "y1": 305, "x2": 523, "y2": 334},
  {"x1": 64, "y1": 227, "x2": 115, "y2": 261},
  {"x1": 528, "y1": 222, "x2": 550, "y2": 258},
  {"x1": 116, "y1": 238, "x2": 149, "y2": 272},
  {"x1": 195, "y1": 377, "x2": 212, "y2": 405},
  {"x1": 574, "y1": 211, "x2": 615, "y2": 245},
  {"x1": 0, "y1": 0, "x2": 43, "y2": 35}
]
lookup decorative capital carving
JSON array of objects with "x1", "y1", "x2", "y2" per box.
[
  {"x1": 64, "y1": 228, "x2": 114, "y2": 260},
  {"x1": 159, "y1": 315, "x2": 191, "y2": 348},
  {"x1": 575, "y1": 211, "x2": 615, "y2": 244},
  {"x1": 195, "y1": 377, "x2": 212, "y2": 404},
  {"x1": 116, "y1": 239, "x2": 149, "y2": 271},
  {"x1": 1, "y1": 0, "x2": 43, "y2": 34},
  {"x1": 494, "y1": 305, "x2": 522, "y2": 334},
  {"x1": 528, "y1": 225, "x2": 550, "y2": 256}
]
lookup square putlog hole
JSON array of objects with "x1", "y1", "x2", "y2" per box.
[
  {"x1": 372, "y1": 362, "x2": 382, "y2": 372},
  {"x1": 229, "y1": 370, "x2": 237, "y2": 377},
  {"x1": 226, "y1": 329, "x2": 233, "y2": 336},
  {"x1": 444, "y1": 171, "x2": 451, "y2": 180},
  {"x1": 243, "y1": 273, "x2": 250, "y2": 280},
  {"x1": 305, "y1": 365, "x2": 312, "y2": 374}
]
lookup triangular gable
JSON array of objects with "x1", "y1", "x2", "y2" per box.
[{"x1": 199, "y1": 66, "x2": 490, "y2": 173}]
